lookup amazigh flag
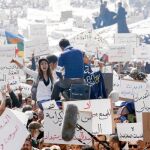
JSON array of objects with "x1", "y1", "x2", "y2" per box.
[{"x1": 5, "y1": 31, "x2": 24, "y2": 57}]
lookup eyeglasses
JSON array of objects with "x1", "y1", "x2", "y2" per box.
[{"x1": 128, "y1": 144, "x2": 138, "y2": 148}]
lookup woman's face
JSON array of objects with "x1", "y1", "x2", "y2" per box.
[{"x1": 40, "y1": 60, "x2": 48, "y2": 72}]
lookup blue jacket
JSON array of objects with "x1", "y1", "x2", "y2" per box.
[{"x1": 56, "y1": 46, "x2": 84, "y2": 79}]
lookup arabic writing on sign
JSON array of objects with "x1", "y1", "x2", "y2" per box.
[
  {"x1": 44, "y1": 110, "x2": 92, "y2": 145},
  {"x1": 117, "y1": 123, "x2": 143, "y2": 141},
  {"x1": 0, "y1": 115, "x2": 11, "y2": 129},
  {"x1": 63, "y1": 99, "x2": 113, "y2": 135},
  {"x1": 46, "y1": 110, "x2": 63, "y2": 126},
  {"x1": 134, "y1": 90, "x2": 150, "y2": 122},
  {"x1": 119, "y1": 80, "x2": 147, "y2": 99},
  {"x1": 119, "y1": 134, "x2": 143, "y2": 139}
]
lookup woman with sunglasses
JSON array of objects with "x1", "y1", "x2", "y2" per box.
[{"x1": 11, "y1": 58, "x2": 53, "y2": 110}]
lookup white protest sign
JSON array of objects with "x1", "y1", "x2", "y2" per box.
[
  {"x1": 119, "y1": 80, "x2": 147, "y2": 99},
  {"x1": 42, "y1": 100, "x2": 59, "y2": 110},
  {"x1": 0, "y1": 45, "x2": 16, "y2": 62},
  {"x1": 63, "y1": 99, "x2": 113, "y2": 135},
  {"x1": 117, "y1": 123, "x2": 143, "y2": 141},
  {"x1": 28, "y1": 24, "x2": 47, "y2": 39},
  {"x1": 134, "y1": 90, "x2": 150, "y2": 122},
  {"x1": 0, "y1": 64, "x2": 23, "y2": 77},
  {"x1": 70, "y1": 30, "x2": 92, "y2": 51},
  {"x1": 44, "y1": 109, "x2": 92, "y2": 145},
  {"x1": 18, "y1": 83, "x2": 31, "y2": 96},
  {"x1": 135, "y1": 45, "x2": 150, "y2": 61},
  {"x1": 10, "y1": 109, "x2": 29, "y2": 126},
  {"x1": 24, "y1": 37, "x2": 49, "y2": 58},
  {"x1": 50, "y1": 0, "x2": 71, "y2": 12},
  {"x1": 114, "y1": 33, "x2": 139, "y2": 47},
  {"x1": 113, "y1": 75, "x2": 120, "y2": 91},
  {"x1": 7, "y1": 76, "x2": 20, "y2": 90},
  {"x1": 108, "y1": 45, "x2": 132, "y2": 62},
  {"x1": 0, "y1": 108, "x2": 29, "y2": 150},
  {"x1": 0, "y1": 74, "x2": 6, "y2": 90}
]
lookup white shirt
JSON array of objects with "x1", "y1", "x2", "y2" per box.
[{"x1": 23, "y1": 67, "x2": 52, "y2": 101}]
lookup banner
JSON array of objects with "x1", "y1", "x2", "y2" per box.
[
  {"x1": 117, "y1": 123, "x2": 143, "y2": 141},
  {"x1": 114, "y1": 33, "x2": 139, "y2": 47},
  {"x1": 108, "y1": 45, "x2": 132, "y2": 62},
  {"x1": 0, "y1": 108, "x2": 29, "y2": 150},
  {"x1": 119, "y1": 80, "x2": 147, "y2": 99},
  {"x1": 134, "y1": 90, "x2": 150, "y2": 122},
  {"x1": 44, "y1": 109, "x2": 92, "y2": 145},
  {"x1": 64, "y1": 99, "x2": 113, "y2": 135}
]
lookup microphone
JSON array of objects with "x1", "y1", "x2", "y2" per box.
[
  {"x1": 61, "y1": 104, "x2": 110, "y2": 150},
  {"x1": 61, "y1": 104, "x2": 78, "y2": 141}
]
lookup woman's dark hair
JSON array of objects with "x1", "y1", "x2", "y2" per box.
[
  {"x1": 38, "y1": 59, "x2": 53, "y2": 84},
  {"x1": 59, "y1": 39, "x2": 70, "y2": 48}
]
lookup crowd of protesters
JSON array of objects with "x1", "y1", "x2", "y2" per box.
[{"x1": 0, "y1": 37, "x2": 150, "y2": 150}]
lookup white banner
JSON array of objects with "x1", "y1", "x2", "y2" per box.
[
  {"x1": 114, "y1": 33, "x2": 139, "y2": 47},
  {"x1": 0, "y1": 108, "x2": 29, "y2": 150},
  {"x1": 134, "y1": 90, "x2": 150, "y2": 122},
  {"x1": 44, "y1": 109, "x2": 92, "y2": 145},
  {"x1": 63, "y1": 99, "x2": 113, "y2": 135},
  {"x1": 135, "y1": 45, "x2": 150, "y2": 61},
  {"x1": 0, "y1": 45, "x2": 16, "y2": 62},
  {"x1": 108, "y1": 45, "x2": 132, "y2": 62},
  {"x1": 117, "y1": 123, "x2": 143, "y2": 141},
  {"x1": 24, "y1": 37, "x2": 49, "y2": 58},
  {"x1": 28, "y1": 24, "x2": 47, "y2": 39},
  {"x1": 119, "y1": 80, "x2": 147, "y2": 99}
]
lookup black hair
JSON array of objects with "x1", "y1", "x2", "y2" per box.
[
  {"x1": 5, "y1": 97, "x2": 12, "y2": 108},
  {"x1": 59, "y1": 39, "x2": 70, "y2": 48},
  {"x1": 82, "y1": 145, "x2": 94, "y2": 150},
  {"x1": 46, "y1": 55, "x2": 58, "y2": 64}
]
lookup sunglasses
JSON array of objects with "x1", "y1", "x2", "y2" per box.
[{"x1": 129, "y1": 144, "x2": 138, "y2": 148}]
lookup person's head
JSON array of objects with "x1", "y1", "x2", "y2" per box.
[
  {"x1": 128, "y1": 141, "x2": 138, "y2": 150},
  {"x1": 92, "y1": 134, "x2": 107, "y2": 150},
  {"x1": 118, "y1": 2, "x2": 122, "y2": 7},
  {"x1": 37, "y1": 108, "x2": 44, "y2": 120},
  {"x1": 104, "y1": 1, "x2": 107, "y2": 7},
  {"x1": 26, "y1": 78, "x2": 34, "y2": 86},
  {"x1": 38, "y1": 58, "x2": 53, "y2": 81},
  {"x1": 59, "y1": 39, "x2": 70, "y2": 51},
  {"x1": 109, "y1": 135, "x2": 121, "y2": 150},
  {"x1": 69, "y1": 145, "x2": 82, "y2": 150},
  {"x1": 46, "y1": 55, "x2": 58, "y2": 70},
  {"x1": 25, "y1": 96, "x2": 32, "y2": 106},
  {"x1": 22, "y1": 105, "x2": 32, "y2": 113},
  {"x1": 49, "y1": 145, "x2": 61, "y2": 150},
  {"x1": 38, "y1": 58, "x2": 49, "y2": 73},
  {"x1": 82, "y1": 145, "x2": 94, "y2": 150},
  {"x1": 83, "y1": 52, "x2": 90, "y2": 64},
  {"x1": 21, "y1": 138, "x2": 32, "y2": 150}
]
